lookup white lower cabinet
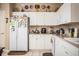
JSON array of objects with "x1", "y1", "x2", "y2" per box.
[
  {"x1": 29, "y1": 34, "x2": 52, "y2": 50},
  {"x1": 29, "y1": 35, "x2": 36, "y2": 49},
  {"x1": 29, "y1": 34, "x2": 44, "y2": 49},
  {"x1": 44, "y1": 35, "x2": 52, "y2": 49},
  {"x1": 54, "y1": 37, "x2": 65, "y2": 56},
  {"x1": 53, "y1": 35, "x2": 79, "y2": 56},
  {"x1": 62, "y1": 40, "x2": 79, "y2": 56},
  {"x1": 36, "y1": 37, "x2": 44, "y2": 49}
]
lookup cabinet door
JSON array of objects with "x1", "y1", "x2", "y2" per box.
[
  {"x1": 55, "y1": 43, "x2": 62, "y2": 55},
  {"x1": 44, "y1": 12, "x2": 56, "y2": 25},
  {"x1": 29, "y1": 12, "x2": 57, "y2": 25},
  {"x1": 62, "y1": 4, "x2": 71, "y2": 23},
  {"x1": 29, "y1": 12, "x2": 37, "y2": 25},
  {"x1": 54, "y1": 37, "x2": 64, "y2": 56},
  {"x1": 29, "y1": 35, "x2": 53, "y2": 50},
  {"x1": 29, "y1": 35, "x2": 45, "y2": 49},
  {"x1": 54, "y1": 36, "x2": 79, "y2": 56},
  {"x1": 62, "y1": 40, "x2": 79, "y2": 56},
  {"x1": 57, "y1": 4, "x2": 71, "y2": 24},
  {"x1": 30, "y1": 12, "x2": 44, "y2": 25},
  {"x1": 36, "y1": 12, "x2": 45, "y2": 25},
  {"x1": 44, "y1": 35, "x2": 52, "y2": 49},
  {"x1": 29, "y1": 35, "x2": 37, "y2": 49},
  {"x1": 34, "y1": 35, "x2": 44, "y2": 49},
  {"x1": 36, "y1": 37, "x2": 45, "y2": 49},
  {"x1": 57, "y1": 6, "x2": 62, "y2": 25}
]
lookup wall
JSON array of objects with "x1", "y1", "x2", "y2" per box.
[
  {"x1": 0, "y1": 3, "x2": 11, "y2": 50},
  {"x1": 71, "y1": 3, "x2": 79, "y2": 22},
  {"x1": 1, "y1": 3, "x2": 10, "y2": 18},
  {"x1": 0, "y1": 4, "x2": 1, "y2": 9}
]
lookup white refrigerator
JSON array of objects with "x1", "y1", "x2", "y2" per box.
[{"x1": 9, "y1": 13, "x2": 29, "y2": 51}]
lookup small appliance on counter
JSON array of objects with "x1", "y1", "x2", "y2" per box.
[
  {"x1": 34, "y1": 28, "x2": 40, "y2": 34},
  {"x1": 68, "y1": 28, "x2": 74, "y2": 37},
  {"x1": 74, "y1": 28, "x2": 79, "y2": 38},
  {"x1": 60, "y1": 28, "x2": 65, "y2": 34},
  {"x1": 32, "y1": 28, "x2": 40, "y2": 34},
  {"x1": 50, "y1": 30, "x2": 55, "y2": 34},
  {"x1": 56, "y1": 28, "x2": 65, "y2": 36},
  {"x1": 41, "y1": 28, "x2": 47, "y2": 34},
  {"x1": 68, "y1": 28, "x2": 79, "y2": 38},
  {"x1": 55, "y1": 30, "x2": 60, "y2": 35}
]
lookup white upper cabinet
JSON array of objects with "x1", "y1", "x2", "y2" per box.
[
  {"x1": 12, "y1": 12, "x2": 56, "y2": 25},
  {"x1": 57, "y1": 3, "x2": 79, "y2": 25},
  {"x1": 30, "y1": 3, "x2": 79, "y2": 25},
  {"x1": 43, "y1": 12, "x2": 57, "y2": 25},
  {"x1": 29, "y1": 12, "x2": 57, "y2": 25},
  {"x1": 12, "y1": 4, "x2": 79, "y2": 26},
  {"x1": 57, "y1": 3, "x2": 71, "y2": 24}
]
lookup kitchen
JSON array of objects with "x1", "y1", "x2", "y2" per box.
[{"x1": 0, "y1": 3, "x2": 79, "y2": 56}]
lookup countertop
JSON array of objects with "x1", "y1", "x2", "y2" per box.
[
  {"x1": 29, "y1": 33, "x2": 79, "y2": 48},
  {"x1": 64, "y1": 38, "x2": 79, "y2": 48},
  {"x1": 29, "y1": 33, "x2": 52, "y2": 35},
  {"x1": 54, "y1": 35, "x2": 79, "y2": 48}
]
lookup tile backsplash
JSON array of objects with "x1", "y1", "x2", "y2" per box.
[
  {"x1": 29, "y1": 26, "x2": 54, "y2": 34},
  {"x1": 53, "y1": 23, "x2": 79, "y2": 37},
  {"x1": 29, "y1": 23, "x2": 79, "y2": 37}
]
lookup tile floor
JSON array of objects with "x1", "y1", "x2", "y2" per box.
[{"x1": 2, "y1": 49, "x2": 52, "y2": 56}]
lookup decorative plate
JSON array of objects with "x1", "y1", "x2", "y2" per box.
[
  {"x1": 41, "y1": 5, "x2": 46, "y2": 9},
  {"x1": 35, "y1": 4, "x2": 40, "y2": 9},
  {"x1": 25, "y1": 5, "x2": 29, "y2": 9},
  {"x1": 30, "y1": 5, "x2": 33, "y2": 9},
  {"x1": 47, "y1": 5, "x2": 50, "y2": 9}
]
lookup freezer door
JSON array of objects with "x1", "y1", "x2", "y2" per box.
[
  {"x1": 9, "y1": 22, "x2": 17, "y2": 51},
  {"x1": 9, "y1": 30, "x2": 17, "y2": 50}
]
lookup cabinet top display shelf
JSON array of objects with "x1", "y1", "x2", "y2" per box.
[
  {"x1": 12, "y1": 4, "x2": 79, "y2": 26},
  {"x1": 30, "y1": 25, "x2": 55, "y2": 27},
  {"x1": 30, "y1": 22, "x2": 79, "y2": 26}
]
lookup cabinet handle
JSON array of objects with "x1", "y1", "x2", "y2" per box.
[
  {"x1": 65, "y1": 51, "x2": 69, "y2": 55},
  {"x1": 51, "y1": 37, "x2": 55, "y2": 43},
  {"x1": 51, "y1": 38, "x2": 53, "y2": 43},
  {"x1": 50, "y1": 37, "x2": 54, "y2": 43}
]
